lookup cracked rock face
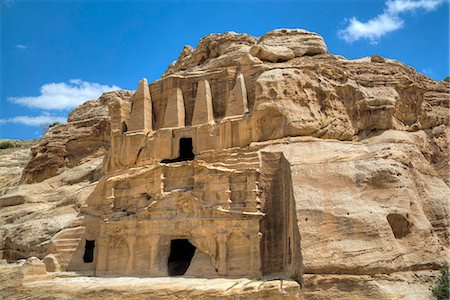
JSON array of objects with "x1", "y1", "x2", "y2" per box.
[
  {"x1": 250, "y1": 29, "x2": 328, "y2": 62},
  {"x1": 0, "y1": 29, "x2": 449, "y2": 300},
  {"x1": 19, "y1": 90, "x2": 133, "y2": 184}
]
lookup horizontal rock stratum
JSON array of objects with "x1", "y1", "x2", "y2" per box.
[{"x1": 0, "y1": 29, "x2": 449, "y2": 299}]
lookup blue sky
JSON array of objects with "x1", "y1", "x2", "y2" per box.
[{"x1": 1, "y1": 0, "x2": 449, "y2": 140}]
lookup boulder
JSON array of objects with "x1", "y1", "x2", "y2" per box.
[
  {"x1": 22, "y1": 257, "x2": 47, "y2": 276},
  {"x1": 43, "y1": 254, "x2": 61, "y2": 272},
  {"x1": 250, "y1": 28, "x2": 328, "y2": 62}
]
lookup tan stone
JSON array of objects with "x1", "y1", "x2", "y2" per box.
[
  {"x1": 22, "y1": 257, "x2": 47, "y2": 276},
  {"x1": 192, "y1": 80, "x2": 214, "y2": 125},
  {"x1": 43, "y1": 254, "x2": 60, "y2": 272},
  {"x1": 0, "y1": 28, "x2": 449, "y2": 300},
  {"x1": 371, "y1": 54, "x2": 385, "y2": 63},
  {"x1": 163, "y1": 88, "x2": 185, "y2": 128},
  {"x1": 0, "y1": 270, "x2": 301, "y2": 299},
  {"x1": 20, "y1": 90, "x2": 132, "y2": 183},
  {"x1": 0, "y1": 141, "x2": 36, "y2": 192},
  {"x1": 164, "y1": 32, "x2": 257, "y2": 75},
  {"x1": 225, "y1": 73, "x2": 248, "y2": 118},
  {"x1": 129, "y1": 78, "x2": 153, "y2": 132},
  {"x1": 250, "y1": 28, "x2": 327, "y2": 62}
]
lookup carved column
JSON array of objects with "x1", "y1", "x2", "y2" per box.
[
  {"x1": 217, "y1": 232, "x2": 230, "y2": 275},
  {"x1": 148, "y1": 235, "x2": 160, "y2": 275},
  {"x1": 126, "y1": 225, "x2": 136, "y2": 276},
  {"x1": 95, "y1": 222, "x2": 109, "y2": 275},
  {"x1": 249, "y1": 232, "x2": 262, "y2": 277}
]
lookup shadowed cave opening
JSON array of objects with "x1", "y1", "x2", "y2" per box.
[
  {"x1": 168, "y1": 239, "x2": 196, "y2": 276},
  {"x1": 83, "y1": 240, "x2": 95, "y2": 263},
  {"x1": 161, "y1": 138, "x2": 195, "y2": 163}
]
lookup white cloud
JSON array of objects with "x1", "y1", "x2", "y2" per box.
[
  {"x1": 8, "y1": 79, "x2": 121, "y2": 110},
  {"x1": 341, "y1": 13, "x2": 403, "y2": 43},
  {"x1": 0, "y1": 115, "x2": 66, "y2": 126},
  {"x1": 15, "y1": 44, "x2": 28, "y2": 50},
  {"x1": 386, "y1": 0, "x2": 444, "y2": 14},
  {"x1": 339, "y1": 0, "x2": 445, "y2": 43}
]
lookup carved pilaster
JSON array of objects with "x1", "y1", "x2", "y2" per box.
[
  {"x1": 148, "y1": 235, "x2": 160, "y2": 274},
  {"x1": 126, "y1": 225, "x2": 137, "y2": 276},
  {"x1": 217, "y1": 232, "x2": 230, "y2": 275},
  {"x1": 95, "y1": 222, "x2": 109, "y2": 275},
  {"x1": 249, "y1": 232, "x2": 262, "y2": 276}
]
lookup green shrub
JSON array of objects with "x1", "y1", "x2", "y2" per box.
[
  {"x1": 48, "y1": 121, "x2": 61, "y2": 128},
  {"x1": 0, "y1": 141, "x2": 15, "y2": 149},
  {"x1": 444, "y1": 76, "x2": 449, "y2": 83},
  {"x1": 431, "y1": 265, "x2": 449, "y2": 300}
]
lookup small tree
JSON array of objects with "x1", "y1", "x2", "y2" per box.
[
  {"x1": 431, "y1": 265, "x2": 449, "y2": 300},
  {"x1": 48, "y1": 121, "x2": 61, "y2": 128},
  {"x1": 0, "y1": 141, "x2": 15, "y2": 149},
  {"x1": 444, "y1": 76, "x2": 449, "y2": 83}
]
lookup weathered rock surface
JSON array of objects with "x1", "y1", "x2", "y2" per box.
[
  {"x1": 263, "y1": 133, "x2": 448, "y2": 275},
  {"x1": 0, "y1": 259, "x2": 300, "y2": 299},
  {"x1": 43, "y1": 254, "x2": 61, "y2": 272},
  {"x1": 250, "y1": 29, "x2": 327, "y2": 62},
  {"x1": 164, "y1": 31, "x2": 259, "y2": 75},
  {"x1": 20, "y1": 90, "x2": 132, "y2": 184},
  {"x1": 0, "y1": 140, "x2": 36, "y2": 192},
  {"x1": 0, "y1": 29, "x2": 448, "y2": 299},
  {"x1": 0, "y1": 157, "x2": 102, "y2": 262},
  {"x1": 303, "y1": 271, "x2": 440, "y2": 299}
]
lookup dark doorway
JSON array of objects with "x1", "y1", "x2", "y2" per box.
[
  {"x1": 179, "y1": 138, "x2": 194, "y2": 161},
  {"x1": 83, "y1": 240, "x2": 95, "y2": 263},
  {"x1": 161, "y1": 138, "x2": 195, "y2": 163},
  {"x1": 167, "y1": 239, "x2": 196, "y2": 276}
]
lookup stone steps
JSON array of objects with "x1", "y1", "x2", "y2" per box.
[
  {"x1": 70, "y1": 216, "x2": 85, "y2": 227},
  {"x1": 54, "y1": 240, "x2": 80, "y2": 250},
  {"x1": 52, "y1": 227, "x2": 85, "y2": 239},
  {"x1": 53, "y1": 238, "x2": 81, "y2": 244},
  {"x1": 51, "y1": 226, "x2": 85, "y2": 266}
]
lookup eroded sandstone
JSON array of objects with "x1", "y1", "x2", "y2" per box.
[{"x1": 0, "y1": 28, "x2": 448, "y2": 299}]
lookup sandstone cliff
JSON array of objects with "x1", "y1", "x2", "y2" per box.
[
  {"x1": 20, "y1": 90, "x2": 133, "y2": 184},
  {"x1": 0, "y1": 29, "x2": 448, "y2": 300},
  {"x1": 0, "y1": 140, "x2": 36, "y2": 192}
]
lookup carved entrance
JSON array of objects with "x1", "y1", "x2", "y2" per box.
[
  {"x1": 178, "y1": 138, "x2": 194, "y2": 161},
  {"x1": 167, "y1": 239, "x2": 196, "y2": 276},
  {"x1": 83, "y1": 240, "x2": 95, "y2": 263}
]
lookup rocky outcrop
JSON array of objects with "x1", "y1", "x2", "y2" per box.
[
  {"x1": 0, "y1": 29, "x2": 448, "y2": 299},
  {"x1": 0, "y1": 157, "x2": 102, "y2": 261},
  {"x1": 164, "y1": 31, "x2": 259, "y2": 75},
  {"x1": 250, "y1": 29, "x2": 327, "y2": 62},
  {"x1": 20, "y1": 90, "x2": 132, "y2": 184},
  {"x1": 0, "y1": 258, "x2": 300, "y2": 300},
  {"x1": 0, "y1": 140, "x2": 36, "y2": 192}
]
